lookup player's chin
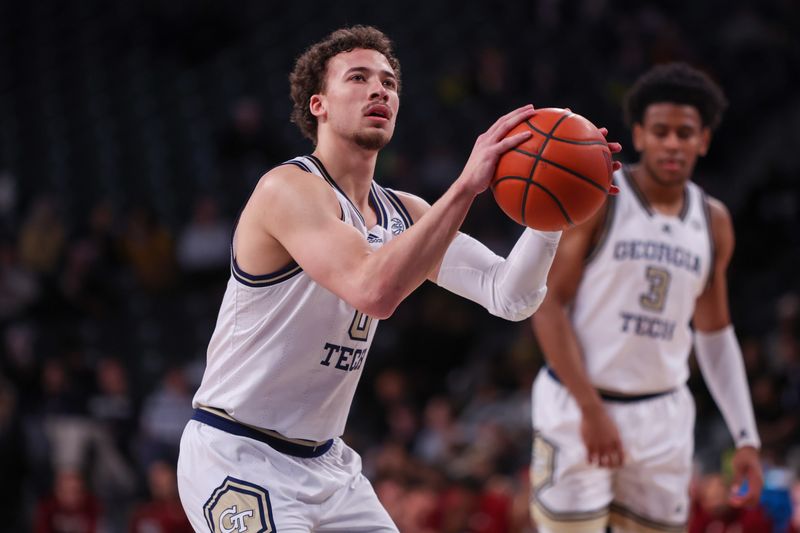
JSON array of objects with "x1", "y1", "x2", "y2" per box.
[{"x1": 354, "y1": 129, "x2": 392, "y2": 151}]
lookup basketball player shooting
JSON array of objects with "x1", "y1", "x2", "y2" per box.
[
  {"x1": 176, "y1": 25, "x2": 621, "y2": 532},
  {"x1": 529, "y1": 63, "x2": 763, "y2": 533}
]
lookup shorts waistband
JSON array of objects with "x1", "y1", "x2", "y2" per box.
[
  {"x1": 545, "y1": 367, "x2": 675, "y2": 403},
  {"x1": 191, "y1": 408, "x2": 334, "y2": 458}
]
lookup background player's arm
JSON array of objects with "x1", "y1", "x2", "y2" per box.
[
  {"x1": 531, "y1": 201, "x2": 625, "y2": 467},
  {"x1": 692, "y1": 198, "x2": 763, "y2": 506},
  {"x1": 236, "y1": 106, "x2": 536, "y2": 320}
]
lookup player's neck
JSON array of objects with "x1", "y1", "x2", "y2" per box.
[
  {"x1": 313, "y1": 139, "x2": 378, "y2": 206},
  {"x1": 630, "y1": 164, "x2": 687, "y2": 216}
]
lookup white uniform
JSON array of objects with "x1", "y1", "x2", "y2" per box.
[
  {"x1": 531, "y1": 167, "x2": 713, "y2": 533},
  {"x1": 179, "y1": 155, "x2": 411, "y2": 532}
]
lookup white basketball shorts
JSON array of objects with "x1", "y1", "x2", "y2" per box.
[
  {"x1": 530, "y1": 369, "x2": 695, "y2": 533},
  {"x1": 177, "y1": 411, "x2": 398, "y2": 532}
]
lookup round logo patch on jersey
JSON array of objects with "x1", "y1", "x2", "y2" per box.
[
  {"x1": 204, "y1": 476, "x2": 276, "y2": 533},
  {"x1": 390, "y1": 217, "x2": 405, "y2": 235}
]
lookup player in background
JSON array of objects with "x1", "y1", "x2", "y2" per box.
[
  {"x1": 177, "y1": 25, "x2": 621, "y2": 532},
  {"x1": 529, "y1": 62, "x2": 763, "y2": 533}
]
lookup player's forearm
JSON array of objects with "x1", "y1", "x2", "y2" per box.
[
  {"x1": 356, "y1": 181, "x2": 477, "y2": 318},
  {"x1": 533, "y1": 303, "x2": 604, "y2": 412},
  {"x1": 436, "y1": 229, "x2": 561, "y2": 321}
]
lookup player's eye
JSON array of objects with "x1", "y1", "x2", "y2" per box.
[
  {"x1": 382, "y1": 79, "x2": 397, "y2": 89},
  {"x1": 350, "y1": 74, "x2": 365, "y2": 82}
]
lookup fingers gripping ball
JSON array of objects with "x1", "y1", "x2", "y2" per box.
[{"x1": 491, "y1": 108, "x2": 615, "y2": 230}]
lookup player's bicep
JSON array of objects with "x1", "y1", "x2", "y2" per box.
[
  {"x1": 259, "y1": 171, "x2": 373, "y2": 297},
  {"x1": 694, "y1": 198, "x2": 734, "y2": 331}
]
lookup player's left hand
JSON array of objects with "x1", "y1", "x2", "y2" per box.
[{"x1": 729, "y1": 446, "x2": 763, "y2": 507}]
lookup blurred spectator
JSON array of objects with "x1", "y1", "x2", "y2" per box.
[
  {"x1": 119, "y1": 207, "x2": 177, "y2": 293},
  {"x1": 0, "y1": 237, "x2": 40, "y2": 321},
  {"x1": 138, "y1": 366, "x2": 194, "y2": 467},
  {"x1": 18, "y1": 196, "x2": 66, "y2": 277},
  {"x1": 88, "y1": 358, "x2": 139, "y2": 465},
  {"x1": 414, "y1": 396, "x2": 464, "y2": 466},
  {"x1": 688, "y1": 473, "x2": 772, "y2": 532},
  {"x1": 33, "y1": 468, "x2": 102, "y2": 533},
  {"x1": 217, "y1": 97, "x2": 288, "y2": 195},
  {"x1": 0, "y1": 376, "x2": 27, "y2": 532},
  {"x1": 790, "y1": 480, "x2": 800, "y2": 533},
  {"x1": 176, "y1": 195, "x2": 230, "y2": 286},
  {"x1": 128, "y1": 460, "x2": 192, "y2": 533},
  {"x1": 0, "y1": 170, "x2": 19, "y2": 233}
]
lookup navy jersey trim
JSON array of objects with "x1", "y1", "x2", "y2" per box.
[
  {"x1": 382, "y1": 187, "x2": 414, "y2": 228},
  {"x1": 622, "y1": 166, "x2": 654, "y2": 217},
  {"x1": 231, "y1": 256, "x2": 303, "y2": 287},
  {"x1": 678, "y1": 186, "x2": 691, "y2": 221},
  {"x1": 701, "y1": 191, "x2": 716, "y2": 289},
  {"x1": 584, "y1": 191, "x2": 617, "y2": 266},
  {"x1": 306, "y1": 154, "x2": 368, "y2": 226},
  {"x1": 370, "y1": 183, "x2": 388, "y2": 228}
]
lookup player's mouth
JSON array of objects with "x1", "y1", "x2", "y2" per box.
[
  {"x1": 659, "y1": 158, "x2": 683, "y2": 171},
  {"x1": 364, "y1": 104, "x2": 392, "y2": 122}
]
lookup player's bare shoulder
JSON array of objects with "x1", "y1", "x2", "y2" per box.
[
  {"x1": 251, "y1": 164, "x2": 341, "y2": 224},
  {"x1": 383, "y1": 190, "x2": 430, "y2": 223}
]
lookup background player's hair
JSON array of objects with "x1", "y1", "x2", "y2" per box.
[
  {"x1": 289, "y1": 25, "x2": 402, "y2": 143},
  {"x1": 623, "y1": 62, "x2": 728, "y2": 131}
]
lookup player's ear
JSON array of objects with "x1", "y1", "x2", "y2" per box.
[
  {"x1": 632, "y1": 123, "x2": 645, "y2": 152},
  {"x1": 698, "y1": 127, "x2": 711, "y2": 157},
  {"x1": 309, "y1": 94, "x2": 326, "y2": 119}
]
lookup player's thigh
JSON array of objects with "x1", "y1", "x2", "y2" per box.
[
  {"x1": 531, "y1": 371, "x2": 613, "y2": 532},
  {"x1": 177, "y1": 420, "x2": 313, "y2": 532},
  {"x1": 317, "y1": 470, "x2": 398, "y2": 532},
  {"x1": 610, "y1": 388, "x2": 695, "y2": 533}
]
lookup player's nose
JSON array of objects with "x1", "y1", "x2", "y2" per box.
[{"x1": 369, "y1": 81, "x2": 388, "y2": 101}]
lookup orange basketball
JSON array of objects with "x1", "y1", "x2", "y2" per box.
[{"x1": 491, "y1": 108, "x2": 615, "y2": 231}]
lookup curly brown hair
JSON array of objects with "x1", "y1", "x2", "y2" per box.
[
  {"x1": 289, "y1": 25, "x2": 401, "y2": 143},
  {"x1": 623, "y1": 62, "x2": 728, "y2": 131}
]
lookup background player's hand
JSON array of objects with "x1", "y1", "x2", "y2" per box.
[
  {"x1": 580, "y1": 404, "x2": 624, "y2": 468},
  {"x1": 456, "y1": 105, "x2": 537, "y2": 197},
  {"x1": 729, "y1": 446, "x2": 763, "y2": 507}
]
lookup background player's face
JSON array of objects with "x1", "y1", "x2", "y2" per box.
[
  {"x1": 312, "y1": 48, "x2": 399, "y2": 151},
  {"x1": 633, "y1": 103, "x2": 711, "y2": 187}
]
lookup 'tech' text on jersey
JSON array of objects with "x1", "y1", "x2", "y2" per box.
[
  {"x1": 570, "y1": 167, "x2": 713, "y2": 393},
  {"x1": 192, "y1": 155, "x2": 414, "y2": 441}
]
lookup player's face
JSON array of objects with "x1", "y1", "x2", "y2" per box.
[
  {"x1": 633, "y1": 103, "x2": 711, "y2": 187},
  {"x1": 312, "y1": 48, "x2": 399, "y2": 151}
]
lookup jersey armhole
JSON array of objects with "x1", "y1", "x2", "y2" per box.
[
  {"x1": 584, "y1": 193, "x2": 617, "y2": 265},
  {"x1": 701, "y1": 192, "x2": 716, "y2": 290},
  {"x1": 382, "y1": 187, "x2": 414, "y2": 228}
]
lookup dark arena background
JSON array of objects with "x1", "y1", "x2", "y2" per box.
[{"x1": 1, "y1": 1, "x2": 798, "y2": 531}]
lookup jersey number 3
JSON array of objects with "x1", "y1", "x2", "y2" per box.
[{"x1": 640, "y1": 266, "x2": 671, "y2": 312}]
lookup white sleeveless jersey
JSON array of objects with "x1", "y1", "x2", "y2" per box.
[
  {"x1": 192, "y1": 155, "x2": 414, "y2": 441},
  {"x1": 570, "y1": 167, "x2": 714, "y2": 393}
]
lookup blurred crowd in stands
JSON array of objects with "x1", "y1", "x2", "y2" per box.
[{"x1": 1, "y1": 0, "x2": 799, "y2": 531}]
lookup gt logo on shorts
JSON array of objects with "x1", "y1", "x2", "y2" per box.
[
  {"x1": 204, "y1": 477, "x2": 276, "y2": 533},
  {"x1": 219, "y1": 505, "x2": 253, "y2": 532}
]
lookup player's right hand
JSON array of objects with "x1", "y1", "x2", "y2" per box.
[
  {"x1": 456, "y1": 104, "x2": 537, "y2": 197},
  {"x1": 580, "y1": 404, "x2": 625, "y2": 468}
]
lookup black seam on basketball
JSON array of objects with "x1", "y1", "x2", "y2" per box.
[
  {"x1": 532, "y1": 182, "x2": 574, "y2": 226},
  {"x1": 520, "y1": 112, "x2": 571, "y2": 225},
  {"x1": 524, "y1": 119, "x2": 607, "y2": 145},
  {"x1": 493, "y1": 175, "x2": 532, "y2": 186},
  {"x1": 513, "y1": 148, "x2": 607, "y2": 193}
]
